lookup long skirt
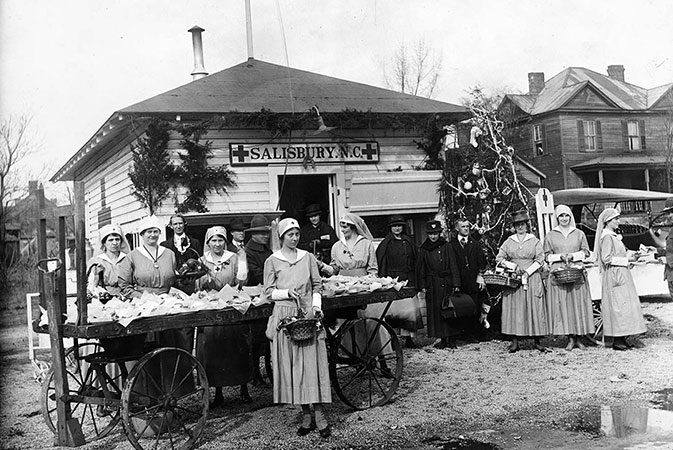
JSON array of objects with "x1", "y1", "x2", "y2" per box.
[
  {"x1": 425, "y1": 276, "x2": 460, "y2": 338},
  {"x1": 601, "y1": 266, "x2": 647, "y2": 337},
  {"x1": 501, "y1": 273, "x2": 548, "y2": 336},
  {"x1": 546, "y1": 276, "x2": 595, "y2": 335},
  {"x1": 265, "y1": 302, "x2": 331, "y2": 405},
  {"x1": 196, "y1": 324, "x2": 251, "y2": 387}
]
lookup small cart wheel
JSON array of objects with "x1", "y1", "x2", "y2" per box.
[
  {"x1": 329, "y1": 317, "x2": 403, "y2": 410},
  {"x1": 592, "y1": 299, "x2": 603, "y2": 340},
  {"x1": 121, "y1": 347, "x2": 209, "y2": 450},
  {"x1": 41, "y1": 342, "x2": 123, "y2": 441}
]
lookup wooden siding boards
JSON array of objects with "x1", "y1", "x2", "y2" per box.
[{"x1": 79, "y1": 124, "x2": 431, "y2": 242}]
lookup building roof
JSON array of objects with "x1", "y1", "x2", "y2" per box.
[
  {"x1": 503, "y1": 67, "x2": 669, "y2": 116},
  {"x1": 122, "y1": 58, "x2": 469, "y2": 115},
  {"x1": 571, "y1": 154, "x2": 667, "y2": 172},
  {"x1": 53, "y1": 58, "x2": 470, "y2": 182}
]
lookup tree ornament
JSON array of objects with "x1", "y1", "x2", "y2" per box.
[
  {"x1": 464, "y1": 181, "x2": 473, "y2": 191},
  {"x1": 469, "y1": 126, "x2": 483, "y2": 148}
]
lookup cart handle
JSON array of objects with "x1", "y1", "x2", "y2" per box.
[{"x1": 36, "y1": 258, "x2": 63, "y2": 274}]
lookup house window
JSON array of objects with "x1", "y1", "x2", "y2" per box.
[
  {"x1": 583, "y1": 120, "x2": 596, "y2": 151},
  {"x1": 533, "y1": 124, "x2": 544, "y2": 155},
  {"x1": 626, "y1": 120, "x2": 643, "y2": 151}
]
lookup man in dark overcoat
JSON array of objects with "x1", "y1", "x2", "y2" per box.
[
  {"x1": 376, "y1": 214, "x2": 424, "y2": 348},
  {"x1": 298, "y1": 203, "x2": 338, "y2": 264},
  {"x1": 449, "y1": 218, "x2": 488, "y2": 340}
]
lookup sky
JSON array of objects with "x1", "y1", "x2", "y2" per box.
[{"x1": 1, "y1": 0, "x2": 672, "y2": 194}]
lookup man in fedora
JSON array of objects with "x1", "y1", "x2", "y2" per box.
[
  {"x1": 298, "y1": 203, "x2": 338, "y2": 264},
  {"x1": 244, "y1": 214, "x2": 273, "y2": 385},
  {"x1": 228, "y1": 218, "x2": 247, "y2": 253},
  {"x1": 376, "y1": 214, "x2": 424, "y2": 348}
]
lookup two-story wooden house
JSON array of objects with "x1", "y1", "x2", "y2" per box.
[{"x1": 498, "y1": 65, "x2": 673, "y2": 192}]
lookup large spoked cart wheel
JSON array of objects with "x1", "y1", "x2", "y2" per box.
[
  {"x1": 41, "y1": 342, "x2": 126, "y2": 441},
  {"x1": 592, "y1": 299, "x2": 603, "y2": 340},
  {"x1": 328, "y1": 317, "x2": 403, "y2": 410},
  {"x1": 121, "y1": 347, "x2": 209, "y2": 450}
]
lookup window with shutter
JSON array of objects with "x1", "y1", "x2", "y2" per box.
[
  {"x1": 627, "y1": 120, "x2": 641, "y2": 151},
  {"x1": 583, "y1": 120, "x2": 596, "y2": 151}
]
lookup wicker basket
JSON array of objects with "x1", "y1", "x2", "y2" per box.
[
  {"x1": 483, "y1": 273, "x2": 521, "y2": 289},
  {"x1": 284, "y1": 318, "x2": 320, "y2": 342},
  {"x1": 552, "y1": 266, "x2": 583, "y2": 284}
]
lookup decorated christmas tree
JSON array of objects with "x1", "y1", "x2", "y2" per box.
[{"x1": 437, "y1": 88, "x2": 536, "y2": 265}]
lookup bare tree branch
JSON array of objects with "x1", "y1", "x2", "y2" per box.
[{"x1": 384, "y1": 39, "x2": 442, "y2": 98}]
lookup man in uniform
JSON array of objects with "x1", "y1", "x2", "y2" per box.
[{"x1": 298, "y1": 203, "x2": 338, "y2": 264}]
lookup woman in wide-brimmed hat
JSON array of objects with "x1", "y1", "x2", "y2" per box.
[
  {"x1": 543, "y1": 205, "x2": 595, "y2": 351},
  {"x1": 496, "y1": 209, "x2": 549, "y2": 353},
  {"x1": 262, "y1": 218, "x2": 332, "y2": 438},
  {"x1": 195, "y1": 226, "x2": 253, "y2": 406},
  {"x1": 594, "y1": 208, "x2": 647, "y2": 350}
]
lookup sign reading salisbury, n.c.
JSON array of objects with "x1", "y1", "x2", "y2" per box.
[{"x1": 229, "y1": 142, "x2": 379, "y2": 166}]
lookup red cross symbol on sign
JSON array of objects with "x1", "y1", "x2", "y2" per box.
[
  {"x1": 232, "y1": 145, "x2": 249, "y2": 163},
  {"x1": 362, "y1": 143, "x2": 377, "y2": 160}
]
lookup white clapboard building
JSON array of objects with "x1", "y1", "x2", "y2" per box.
[{"x1": 52, "y1": 56, "x2": 478, "y2": 248}]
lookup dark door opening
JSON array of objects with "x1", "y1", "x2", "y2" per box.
[{"x1": 277, "y1": 175, "x2": 332, "y2": 227}]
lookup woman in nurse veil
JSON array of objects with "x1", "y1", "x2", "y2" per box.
[{"x1": 593, "y1": 208, "x2": 647, "y2": 350}]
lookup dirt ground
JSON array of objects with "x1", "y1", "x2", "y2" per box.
[{"x1": 1, "y1": 301, "x2": 673, "y2": 450}]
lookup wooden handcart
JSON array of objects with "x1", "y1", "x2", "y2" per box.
[
  {"x1": 35, "y1": 286, "x2": 414, "y2": 449},
  {"x1": 34, "y1": 182, "x2": 412, "y2": 449}
]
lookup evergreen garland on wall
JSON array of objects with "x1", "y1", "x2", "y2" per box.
[{"x1": 173, "y1": 122, "x2": 237, "y2": 213}]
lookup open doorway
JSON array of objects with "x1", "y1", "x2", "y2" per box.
[{"x1": 277, "y1": 174, "x2": 335, "y2": 227}]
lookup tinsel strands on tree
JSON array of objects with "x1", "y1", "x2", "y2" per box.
[{"x1": 437, "y1": 88, "x2": 535, "y2": 264}]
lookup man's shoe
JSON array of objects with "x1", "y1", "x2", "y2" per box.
[{"x1": 404, "y1": 337, "x2": 418, "y2": 349}]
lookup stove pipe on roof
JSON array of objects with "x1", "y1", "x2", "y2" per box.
[{"x1": 188, "y1": 25, "x2": 208, "y2": 80}]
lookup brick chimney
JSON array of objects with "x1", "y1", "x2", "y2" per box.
[
  {"x1": 607, "y1": 65, "x2": 625, "y2": 82},
  {"x1": 528, "y1": 72, "x2": 545, "y2": 95}
]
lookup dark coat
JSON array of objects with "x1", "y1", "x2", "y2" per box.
[
  {"x1": 416, "y1": 237, "x2": 461, "y2": 338},
  {"x1": 160, "y1": 235, "x2": 201, "y2": 267},
  {"x1": 376, "y1": 233, "x2": 418, "y2": 286},
  {"x1": 298, "y1": 221, "x2": 338, "y2": 263},
  {"x1": 244, "y1": 239, "x2": 273, "y2": 286},
  {"x1": 449, "y1": 235, "x2": 487, "y2": 296}
]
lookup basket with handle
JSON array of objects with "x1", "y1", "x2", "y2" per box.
[
  {"x1": 482, "y1": 273, "x2": 521, "y2": 289},
  {"x1": 551, "y1": 265, "x2": 583, "y2": 284},
  {"x1": 277, "y1": 296, "x2": 322, "y2": 342}
]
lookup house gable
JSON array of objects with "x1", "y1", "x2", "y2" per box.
[
  {"x1": 563, "y1": 84, "x2": 619, "y2": 110},
  {"x1": 498, "y1": 96, "x2": 532, "y2": 121}
]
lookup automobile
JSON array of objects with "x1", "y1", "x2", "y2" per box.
[{"x1": 550, "y1": 188, "x2": 673, "y2": 252}]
